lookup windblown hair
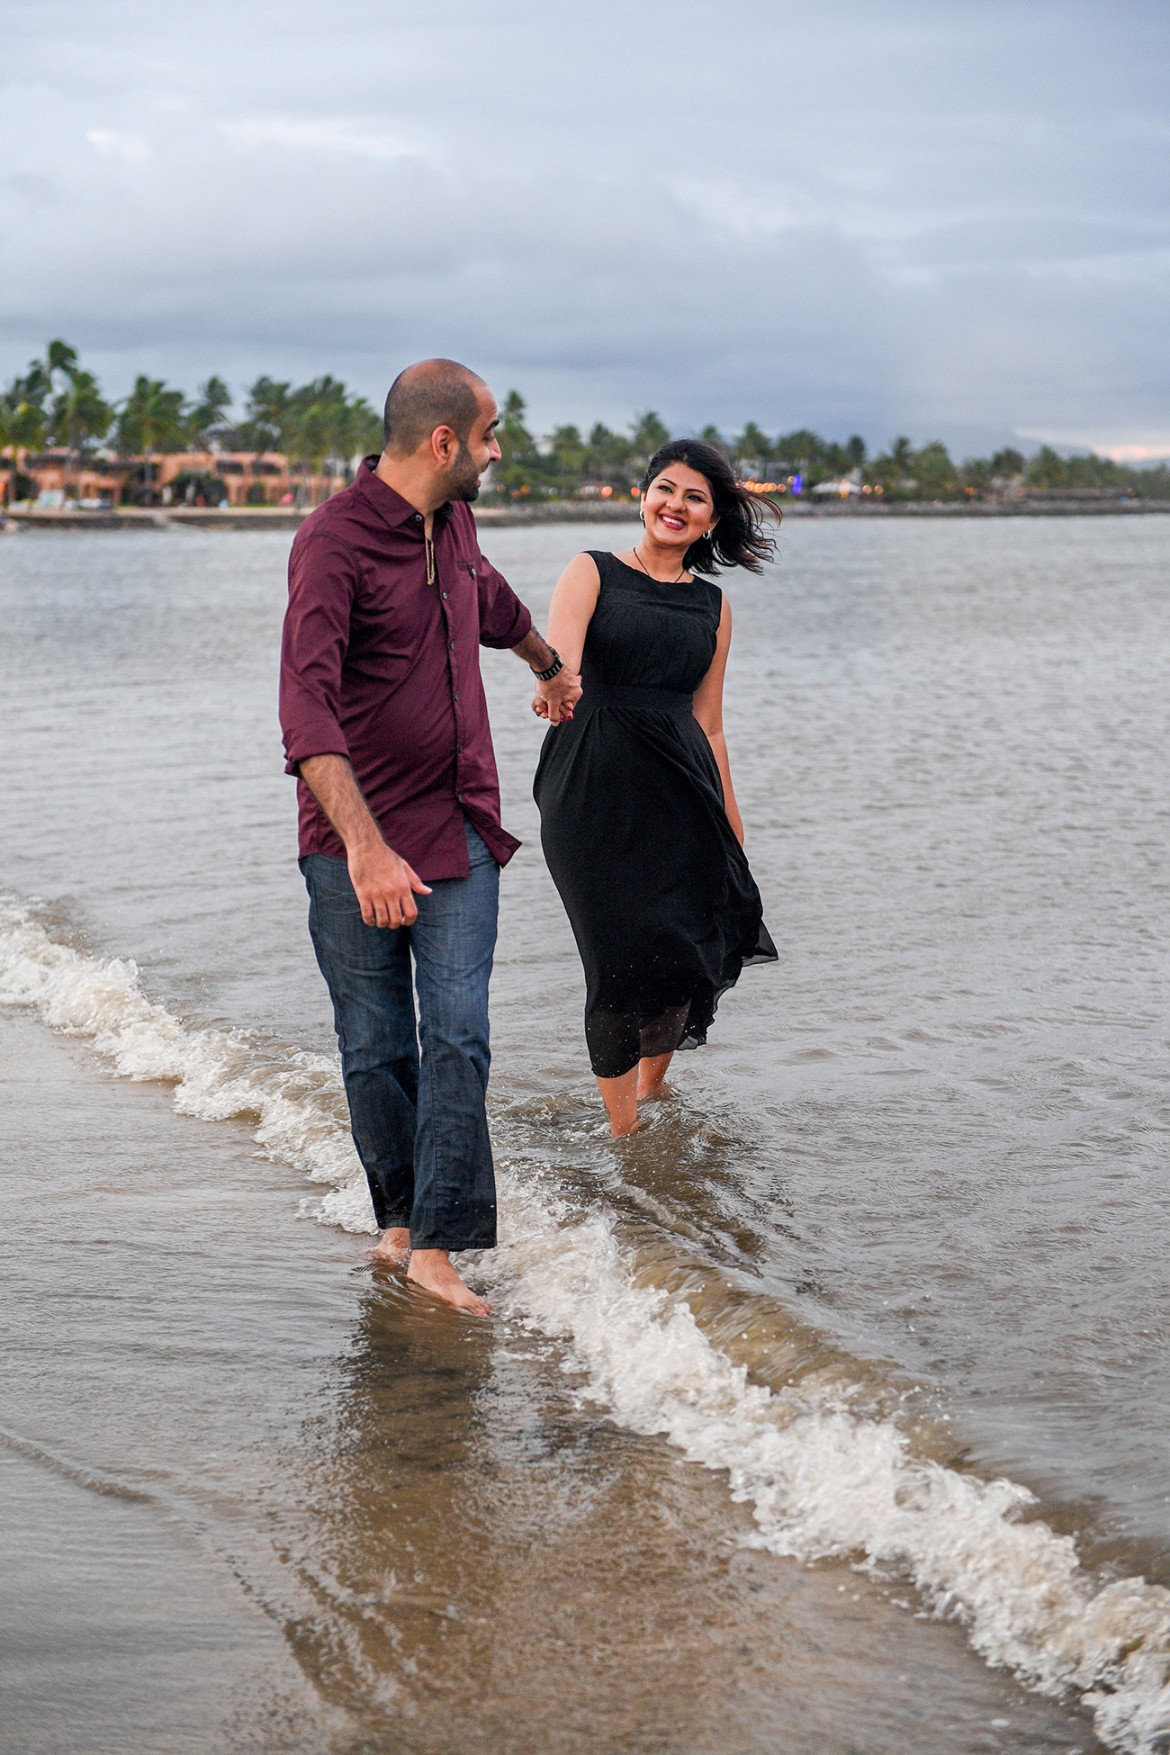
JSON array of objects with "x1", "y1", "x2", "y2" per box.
[
  {"x1": 639, "y1": 439, "x2": 779, "y2": 576},
  {"x1": 382, "y1": 359, "x2": 484, "y2": 455}
]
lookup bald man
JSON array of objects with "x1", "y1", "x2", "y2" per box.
[{"x1": 280, "y1": 360, "x2": 580, "y2": 1313}]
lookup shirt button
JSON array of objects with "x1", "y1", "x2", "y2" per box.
[
  {"x1": 453, "y1": 692, "x2": 459, "y2": 702},
  {"x1": 456, "y1": 792, "x2": 463, "y2": 802},
  {"x1": 441, "y1": 591, "x2": 448, "y2": 599},
  {"x1": 449, "y1": 641, "x2": 455, "y2": 650},
  {"x1": 412, "y1": 512, "x2": 422, "y2": 524}
]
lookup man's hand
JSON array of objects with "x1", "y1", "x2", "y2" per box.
[
  {"x1": 298, "y1": 754, "x2": 432, "y2": 927},
  {"x1": 512, "y1": 628, "x2": 582, "y2": 727},
  {"x1": 532, "y1": 667, "x2": 583, "y2": 726},
  {"x1": 348, "y1": 838, "x2": 431, "y2": 928}
]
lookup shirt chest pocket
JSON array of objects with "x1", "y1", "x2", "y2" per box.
[{"x1": 439, "y1": 560, "x2": 477, "y2": 609}]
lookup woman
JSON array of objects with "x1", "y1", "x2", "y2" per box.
[{"x1": 533, "y1": 439, "x2": 778, "y2": 1137}]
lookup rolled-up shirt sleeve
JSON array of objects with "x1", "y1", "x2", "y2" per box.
[
  {"x1": 475, "y1": 548, "x2": 532, "y2": 649},
  {"x1": 280, "y1": 528, "x2": 359, "y2": 774}
]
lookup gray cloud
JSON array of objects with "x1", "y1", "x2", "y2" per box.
[{"x1": 2, "y1": 0, "x2": 1167, "y2": 454}]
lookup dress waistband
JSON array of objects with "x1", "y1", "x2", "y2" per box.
[{"x1": 581, "y1": 681, "x2": 694, "y2": 713}]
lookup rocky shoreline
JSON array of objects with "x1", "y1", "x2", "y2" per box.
[{"x1": 2, "y1": 496, "x2": 1166, "y2": 533}]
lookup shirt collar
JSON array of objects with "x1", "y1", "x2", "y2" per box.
[{"x1": 355, "y1": 456, "x2": 454, "y2": 532}]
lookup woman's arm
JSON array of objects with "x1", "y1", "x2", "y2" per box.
[
  {"x1": 537, "y1": 553, "x2": 602, "y2": 724},
  {"x1": 692, "y1": 595, "x2": 744, "y2": 845}
]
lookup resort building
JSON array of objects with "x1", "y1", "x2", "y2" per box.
[{"x1": 1, "y1": 450, "x2": 345, "y2": 508}]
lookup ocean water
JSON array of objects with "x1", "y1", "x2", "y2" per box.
[{"x1": 1, "y1": 515, "x2": 1168, "y2": 1754}]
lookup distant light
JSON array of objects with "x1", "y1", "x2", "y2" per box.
[{"x1": 792, "y1": 473, "x2": 802, "y2": 495}]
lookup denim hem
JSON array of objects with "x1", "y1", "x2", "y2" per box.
[{"x1": 410, "y1": 1228, "x2": 497, "y2": 1253}]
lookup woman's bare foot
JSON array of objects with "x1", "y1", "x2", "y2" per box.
[
  {"x1": 407, "y1": 1249, "x2": 490, "y2": 1315},
  {"x1": 369, "y1": 1226, "x2": 411, "y2": 1265}
]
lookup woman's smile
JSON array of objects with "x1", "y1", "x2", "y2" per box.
[{"x1": 642, "y1": 462, "x2": 717, "y2": 550}]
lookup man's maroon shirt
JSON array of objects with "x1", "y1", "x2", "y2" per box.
[{"x1": 280, "y1": 458, "x2": 532, "y2": 880}]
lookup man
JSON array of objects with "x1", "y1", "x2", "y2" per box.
[{"x1": 280, "y1": 359, "x2": 580, "y2": 1313}]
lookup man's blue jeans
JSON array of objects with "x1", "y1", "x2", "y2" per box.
[{"x1": 302, "y1": 820, "x2": 499, "y2": 1251}]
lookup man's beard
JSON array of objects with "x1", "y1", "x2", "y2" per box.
[{"x1": 443, "y1": 442, "x2": 481, "y2": 503}]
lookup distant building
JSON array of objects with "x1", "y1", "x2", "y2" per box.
[
  {"x1": 811, "y1": 473, "x2": 863, "y2": 498},
  {"x1": 1, "y1": 450, "x2": 347, "y2": 508}
]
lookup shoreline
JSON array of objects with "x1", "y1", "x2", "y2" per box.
[{"x1": 2, "y1": 496, "x2": 1167, "y2": 532}]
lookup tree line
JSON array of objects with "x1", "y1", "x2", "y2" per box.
[
  {"x1": 0, "y1": 341, "x2": 382, "y2": 497},
  {"x1": 490, "y1": 394, "x2": 1170, "y2": 502},
  {"x1": 3, "y1": 340, "x2": 1167, "y2": 504}
]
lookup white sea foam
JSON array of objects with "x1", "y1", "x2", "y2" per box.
[
  {"x1": 482, "y1": 1187, "x2": 1170, "y2": 1752},
  {"x1": 3, "y1": 894, "x2": 1170, "y2": 1752},
  {"x1": 0, "y1": 898, "x2": 375, "y2": 1227}
]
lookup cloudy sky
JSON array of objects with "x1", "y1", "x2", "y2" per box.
[{"x1": 3, "y1": 0, "x2": 1167, "y2": 456}]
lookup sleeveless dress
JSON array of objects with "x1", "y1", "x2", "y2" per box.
[{"x1": 534, "y1": 550, "x2": 777, "y2": 1079}]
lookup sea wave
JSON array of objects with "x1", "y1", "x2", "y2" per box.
[{"x1": 3, "y1": 893, "x2": 1170, "y2": 1753}]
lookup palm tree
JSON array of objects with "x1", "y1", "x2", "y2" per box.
[
  {"x1": 630, "y1": 411, "x2": 670, "y2": 469},
  {"x1": 116, "y1": 377, "x2": 188, "y2": 502},
  {"x1": 51, "y1": 368, "x2": 113, "y2": 498},
  {"x1": 341, "y1": 396, "x2": 382, "y2": 478},
  {"x1": 286, "y1": 377, "x2": 350, "y2": 503},
  {"x1": 22, "y1": 343, "x2": 116, "y2": 498},
  {"x1": 239, "y1": 377, "x2": 293, "y2": 454},
  {"x1": 494, "y1": 390, "x2": 541, "y2": 496},
  {"x1": 186, "y1": 377, "x2": 232, "y2": 451},
  {"x1": 1, "y1": 367, "x2": 49, "y2": 504},
  {"x1": 735, "y1": 422, "x2": 771, "y2": 477}
]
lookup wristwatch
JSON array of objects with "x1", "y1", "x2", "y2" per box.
[{"x1": 531, "y1": 650, "x2": 564, "y2": 682}]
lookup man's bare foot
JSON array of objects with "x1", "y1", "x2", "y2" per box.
[
  {"x1": 610, "y1": 1114, "x2": 644, "y2": 1138},
  {"x1": 407, "y1": 1248, "x2": 490, "y2": 1315},
  {"x1": 369, "y1": 1226, "x2": 411, "y2": 1265}
]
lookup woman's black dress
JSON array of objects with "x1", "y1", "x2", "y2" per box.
[{"x1": 534, "y1": 550, "x2": 776, "y2": 1079}]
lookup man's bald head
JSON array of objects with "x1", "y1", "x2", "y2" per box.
[{"x1": 382, "y1": 359, "x2": 487, "y2": 457}]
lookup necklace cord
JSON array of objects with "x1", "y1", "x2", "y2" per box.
[{"x1": 632, "y1": 541, "x2": 687, "y2": 585}]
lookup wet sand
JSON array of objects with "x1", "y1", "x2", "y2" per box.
[{"x1": 0, "y1": 1005, "x2": 1102, "y2": 1752}]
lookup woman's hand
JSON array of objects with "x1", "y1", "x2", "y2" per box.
[{"x1": 533, "y1": 669, "x2": 582, "y2": 725}]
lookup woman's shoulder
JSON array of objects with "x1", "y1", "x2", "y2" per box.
[
  {"x1": 580, "y1": 550, "x2": 634, "y2": 589},
  {"x1": 687, "y1": 572, "x2": 724, "y2": 614}
]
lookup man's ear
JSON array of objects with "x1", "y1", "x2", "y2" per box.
[{"x1": 430, "y1": 424, "x2": 458, "y2": 467}]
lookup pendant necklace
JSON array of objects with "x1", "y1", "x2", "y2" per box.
[{"x1": 631, "y1": 542, "x2": 686, "y2": 584}]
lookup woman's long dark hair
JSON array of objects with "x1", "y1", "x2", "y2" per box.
[{"x1": 639, "y1": 439, "x2": 779, "y2": 576}]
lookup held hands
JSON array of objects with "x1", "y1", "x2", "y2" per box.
[
  {"x1": 348, "y1": 838, "x2": 432, "y2": 928},
  {"x1": 532, "y1": 667, "x2": 583, "y2": 726}
]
